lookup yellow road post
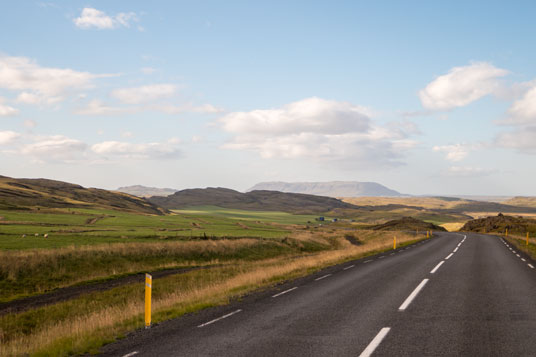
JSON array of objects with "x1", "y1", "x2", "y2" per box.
[
  {"x1": 505, "y1": 228, "x2": 508, "y2": 237},
  {"x1": 426, "y1": 231, "x2": 429, "y2": 238},
  {"x1": 145, "y1": 273, "x2": 152, "y2": 328},
  {"x1": 527, "y1": 232, "x2": 530, "y2": 246},
  {"x1": 394, "y1": 236, "x2": 397, "y2": 250}
]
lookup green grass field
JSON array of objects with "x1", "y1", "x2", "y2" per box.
[{"x1": 0, "y1": 207, "x2": 308, "y2": 250}]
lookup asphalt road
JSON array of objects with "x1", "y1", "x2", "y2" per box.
[{"x1": 100, "y1": 232, "x2": 536, "y2": 356}]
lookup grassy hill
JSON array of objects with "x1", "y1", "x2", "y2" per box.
[
  {"x1": 148, "y1": 187, "x2": 359, "y2": 214},
  {"x1": 0, "y1": 175, "x2": 165, "y2": 215},
  {"x1": 369, "y1": 217, "x2": 447, "y2": 232}
]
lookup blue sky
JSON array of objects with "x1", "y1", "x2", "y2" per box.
[{"x1": 1, "y1": 1, "x2": 536, "y2": 195}]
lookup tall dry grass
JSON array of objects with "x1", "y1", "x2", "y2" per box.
[
  {"x1": 1, "y1": 231, "x2": 421, "y2": 356},
  {"x1": 0, "y1": 239, "x2": 289, "y2": 301}
]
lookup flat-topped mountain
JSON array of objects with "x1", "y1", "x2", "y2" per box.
[
  {"x1": 0, "y1": 175, "x2": 166, "y2": 215},
  {"x1": 148, "y1": 187, "x2": 359, "y2": 213},
  {"x1": 247, "y1": 181, "x2": 401, "y2": 197},
  {"x1": 117, "y1": 185, "x2": 177, "y2": 198}
]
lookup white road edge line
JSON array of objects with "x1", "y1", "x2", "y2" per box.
[
  {"x1": 445, "y1": 253, "x2": 454, "y2": 260},
  {"x1": 399, "y1": 279, "x2": 429, "y2": 311},
  {"x1": 315, "y1": 274, "x2": 332, "y2": 281},
  {"x1": 453, "y1": 247, "x2": 458, "y2": 253},
  {"x1": 521, "y1": 258, "x2": 526, "y2": 262},
  {"x1": 516, "y1": 254, "x2": 521, "y2": 257},
  {"x1": 359, "y1": 327, "x2": 391, "y2": 357},
  {"x1": 379, "y1": 256, "x2": 385, "y2": 259},
  {"x1": 528, "y1": 264, "x2": 534, "y2": 269},
  {"x1": 272, "y1": 287, "x2": 298, "y2": 298},
  {"x1": 343, "y1": 264, "x2": 355, "y2": 270},
  {"x1": 197, "y1": 309, "x2": 242, "y2": 328},
  {"x1": 364, "y1": 260, "x2": 373, "y2": 263},
  {"x1": 430, "y1": 261, "x2": 445, "y2": 274},
  {"x1": 122, "y1": 352, "x2": 139, "y2": 357}
]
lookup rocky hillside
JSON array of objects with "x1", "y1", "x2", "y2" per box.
[
  {"x1": 148, "y1": 187, "x2": 359, "y2": 214},
  {"x1": 247, "y1": 181, "x2": 401, "y2": 197},
  {"x1": 460, "y1": 213, "x2": 536, "y2": 234},
  {"x1": 0, "y1": 175, "x2": 166, "y2": 215}
]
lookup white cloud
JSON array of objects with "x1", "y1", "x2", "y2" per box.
[
  {"x1": 74, "y1": 100, "x2": 130, "y2": 116},
  {"x1": 21, "y1": 135, "x2": 87, "y2": 163},
  {"x1": 446, "y1": 166, "x2": 495, "y2": 177},
  {"x1": 495, "y1": 126, "x2": 536, "y2": 153},
  {"x1": 141, "y1": 67, "x2": 156, "y2": 75},
  {"x1": 75, "y1": 99, "x2": 223, "y2": 116},
  {"x1": 503, "y1": 85, "x2": 536, "y2": 125},
  {"x1": 74, "y1": 7, "x2": 138, "y2": 30},
  {"x1": 154, "y1": 103, "x2": 224, "y2": 114},
  {"x1": 111, "y1": 84, "x2": 177, "y2": 104},
  {"x1": 0, "y1": 131, "x2": 20, "y2": 145},
  {"x1": 419, "y1": 62, "x2": 508, "y2": 111},
  {"x1": 120, "y1": 131, "x2": 133, "y2": 138},
  {"x1": 91, "y1": 140, "x2": 181, "y2": 160},
  {"x1": 219, "y1": 97, "x2": 415, "y2": 166},
  {"x1": 433, "y1": 144, "x2": 470, "y2": 162},
  {"x1": 0, "y1": 98, "x2": 19, "y2": 116},
  {"x1": 24, "y1": 119, "x2": 37, "y2": 128},
  {"x1": 0, "y1": 55, "x2": 107, "y2": 105}
]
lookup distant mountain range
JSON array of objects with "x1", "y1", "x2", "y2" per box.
[
  {"x1": 117, "y1": 185, "x2": 177, "y2": 198},
  {"x1": 148, "y1": 187, "x2": 359, "y2": 214},
  {"x1": 247, "y1": 181, "x2": 402, "y2": 197}
]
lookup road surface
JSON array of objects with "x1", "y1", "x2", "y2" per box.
[{"x1": 100, "y1": 232, "x2": 536, "y2": 356}]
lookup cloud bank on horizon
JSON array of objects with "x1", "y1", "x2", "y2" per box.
[{"x1": 1, "y1": 2, "x2": 536, "y2": 195}]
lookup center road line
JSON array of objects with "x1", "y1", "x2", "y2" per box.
[
  {"x1": 445, "y1": 253, "x2": 454, "y2": 260},
  {"x1": 399, "y1": 279, "x2": 429, "y2": 311},
  {"x1": 359, "y1": 327, "x2": 391, "y2": 357},
  {"x1": 430, "y1": 261, "x2": 445, "y2": 274},
  {"x1": 343, "y1": 264, "x2": 355, "y2": 270},
  {"x1": 197, "y1": 309, "x2": 242, "y2": 328},
  {"x1": 315, "y1": 274, "x2": 332, "y2": 281},
  {"x1": 272, "y1": 287, "x2": 298, "y2": 298}
]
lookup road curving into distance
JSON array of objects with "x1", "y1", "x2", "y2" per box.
[{"x1": 100, "y1": 232, "x2": 536, "y2": 356}]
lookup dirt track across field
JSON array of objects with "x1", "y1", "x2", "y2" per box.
[{"x1": 0, "y1": 265, "x2": 214, "y2": 316}]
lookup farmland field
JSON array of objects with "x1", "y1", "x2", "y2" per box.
[{"x1": 0, "y1": 206, "x2": 426, "y2": 356}]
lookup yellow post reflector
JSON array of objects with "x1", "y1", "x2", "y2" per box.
[
  {"x1": 394, "y1": 236, "x2": 397, "y2": 250},
  {"x1": 145, "y1": 273, "x2": 152, "y2": 328}
]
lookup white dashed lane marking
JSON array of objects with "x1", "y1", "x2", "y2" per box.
[
  {"x1": 359, "y1": 327, "x2": 391, "y2": 357},
  {"x1": 315, "y1": 274, "x2": 332, "y2": 281},
  {"x1": 197, "y1": 310, "x2": 242, "y2": 328},
  {"x1": 399, "y1": 279, "x2": 429, "y2": 311},
  {"x1": 272, "y1": 287, "x2": 298, "y2": 298}
]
